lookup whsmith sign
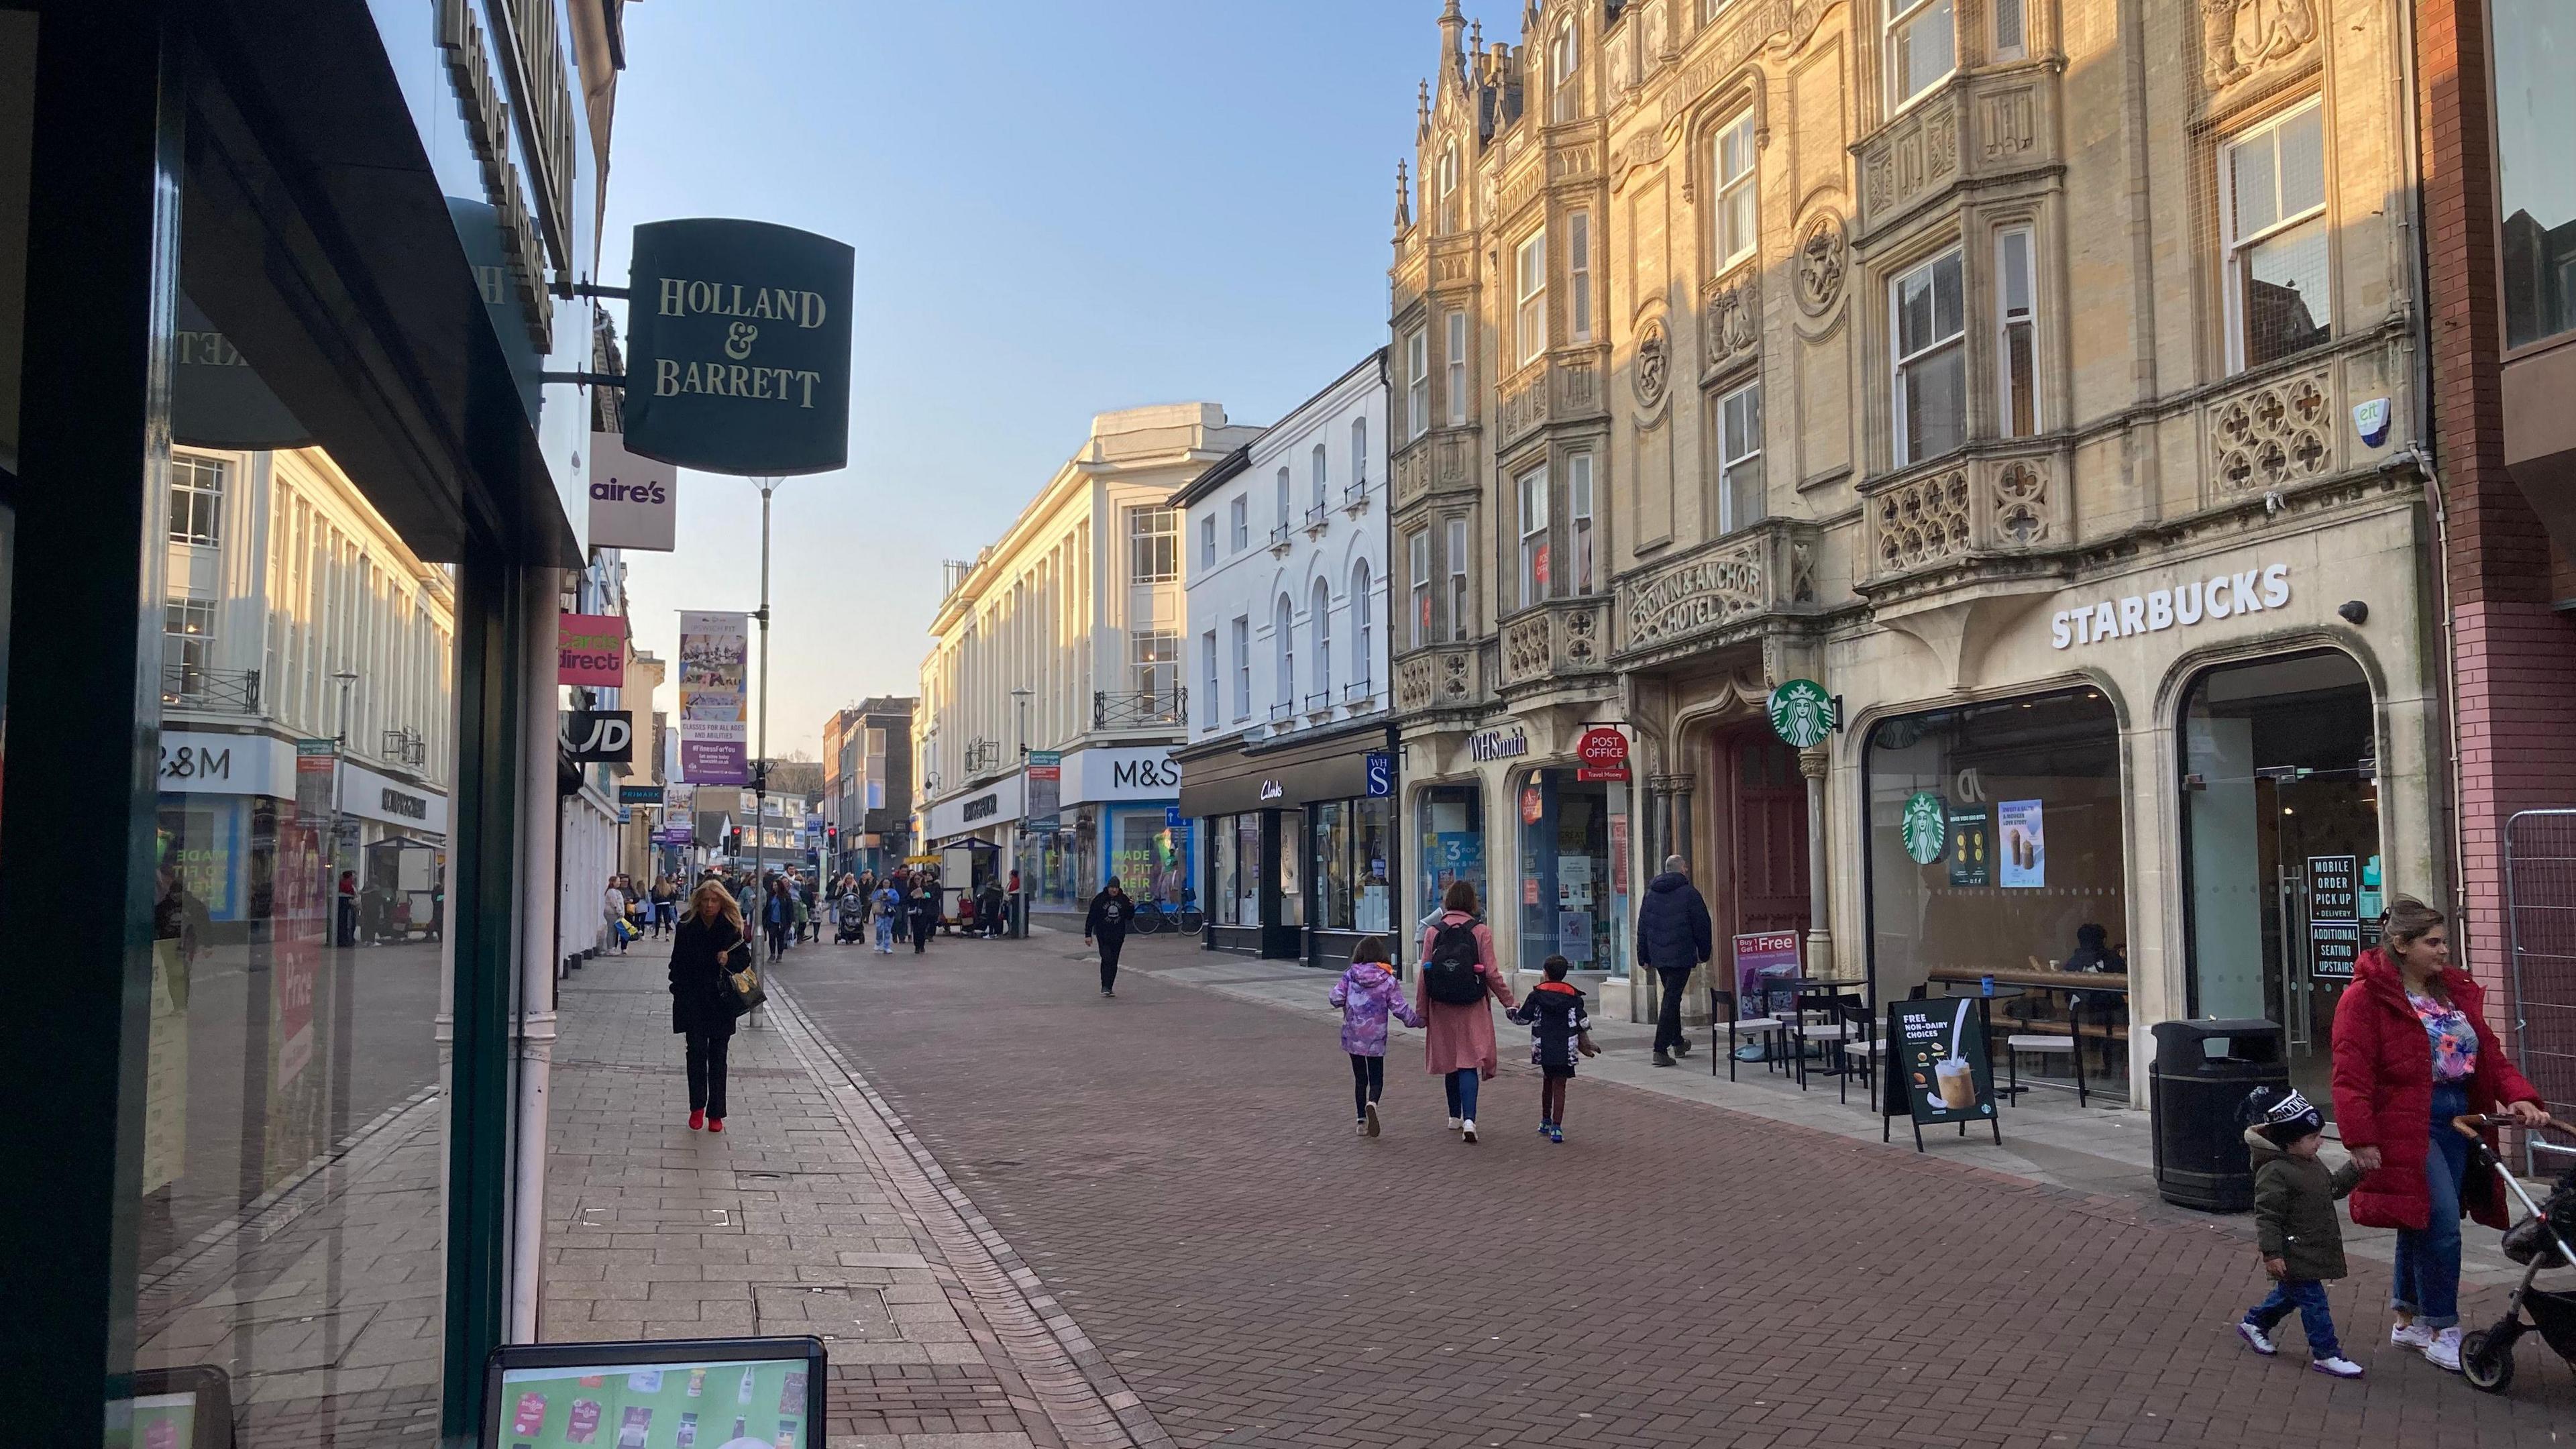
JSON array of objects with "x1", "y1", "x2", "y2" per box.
[{"x1": 622, "y1": 218, "x2": 855, "y2": 476}]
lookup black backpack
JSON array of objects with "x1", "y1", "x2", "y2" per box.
[{"x1": 1422, "y1": 919, "x2": 1487, "y2": 1005}]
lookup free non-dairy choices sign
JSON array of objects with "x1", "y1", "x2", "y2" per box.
[{"x1": 622, "y1": 219, "x2": 855, "y2": 477}]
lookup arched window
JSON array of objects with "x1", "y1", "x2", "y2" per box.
[
  {"x1": 1311, "y1": 443, "x2": 1329, "y2": 515},
  {"x1": 1350, "y1": 559, "x2": 1373, "y2": 693},
  {"x1": 1350, "y1": 417, "x2": 1369, "y2": 487},
  {"x1": 1311, "y1": 578, "x2": 1333, "y2": 702},
  {"x1": 1274, "y1": 593, "x2": 1295, "y2": 708},
  {"x1": 1550, "y1": 21, "x2": 1579, "y2": 122},
  {"x1": 1438, "y1": 142, "x2": 1460, "y2": 233}
]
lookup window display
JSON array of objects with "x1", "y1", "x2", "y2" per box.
[
  {"x1": 1309, "y1": 796, "x2": 1395, "y2": 934},
  {"x1": 1418, "y1": 784, "x2": 1485, "y2": 919},
  {"x1": 1864, "y1": 689, "x2": 2124, "y2": 994},
  {"x1": 1514, "y1": 769, "x2": 1630, "y2": 974},
  {"x1": 1277, "y1": 807, "x2": 1305, "y2": 927}
]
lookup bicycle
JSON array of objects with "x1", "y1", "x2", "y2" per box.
[{"x1": 1130, "y1": 896, "x2": 1204, "y2": 934}]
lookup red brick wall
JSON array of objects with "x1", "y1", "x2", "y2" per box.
[{"x1": 2416, "y1": 0, "x2": 2576, "y2": 989}]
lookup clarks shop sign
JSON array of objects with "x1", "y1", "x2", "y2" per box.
[{"x1": 622, "y1": 218, "x2": 855, "y2": 477}]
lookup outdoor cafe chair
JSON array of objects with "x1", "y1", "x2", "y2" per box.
[{"x1": 1707, "y1": 987, "x2": 1784, "y2": 1082}]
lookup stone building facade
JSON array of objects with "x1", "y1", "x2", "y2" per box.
[{"x1": 1387, "y1": 0, "x2": 2439, "y2": 1102}]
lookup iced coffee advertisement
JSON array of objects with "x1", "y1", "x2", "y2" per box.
[
  {"x1": 1889, "y1": 996, "x2": 1996, "y2": 1127},
  {"x1": 493, "y1": 1356, "x2": 811, "y2": 1449}
]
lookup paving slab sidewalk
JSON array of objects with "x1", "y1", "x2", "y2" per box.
[{"x1": 543, "y1": 953, "x2": 1171, "y2": 1449}]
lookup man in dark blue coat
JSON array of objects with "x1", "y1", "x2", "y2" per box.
[{"x1": 1635, "y1": 855, "x2": 1713, "y2": 1067}]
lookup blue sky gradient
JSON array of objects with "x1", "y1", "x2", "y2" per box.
[{"x1": 609, "y1": 1, "x2": 1520, "y2": 757}]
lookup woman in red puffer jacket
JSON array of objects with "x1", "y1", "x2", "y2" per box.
[{"x1": 2329, "y1": 897, "x2": 2551, "y2": 1373}]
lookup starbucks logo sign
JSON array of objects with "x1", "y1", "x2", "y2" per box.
[
  {"x1": 1765, "y1": 678, "x2": 1837, "y2": 750},
  {"x1": 1901, "y1": 792, "x2": 1949, "y2": 865}
]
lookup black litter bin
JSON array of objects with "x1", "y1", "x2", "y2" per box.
[{"x1": 2150, "y1": 1018, "x2": 2288, "y2": 1212}]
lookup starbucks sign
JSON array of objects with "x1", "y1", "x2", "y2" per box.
[
  {"x1": 1900, "y1": 792, "x2": 1949, "y2": 865},
  {"x1": 1766, "y1": 678, "x2": 1837, "y2": 749}
]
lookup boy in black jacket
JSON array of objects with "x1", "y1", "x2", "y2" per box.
[
  {"x1": 2235, "y1": 1086, "x2": 2367, "y2": 1379},
  {"x1": 1507, "y1": 955, "x2": 1599, "y2": 1142}
]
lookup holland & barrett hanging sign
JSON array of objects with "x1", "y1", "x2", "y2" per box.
[{"x1": 623, "y1": 219, "x2": 856, "y2": 476}]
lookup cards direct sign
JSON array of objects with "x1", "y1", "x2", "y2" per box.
[
  {"x1": 623, "y1": 218, "x2": 856, "y2": 476},
  {"x1": 2049, "y1": 564, "x2": 2290, "y2": 650},
  {"x1": 558, "y1": 614, "x2": 626, "y2": 687},
  {"x1": 588, "y1": 430, "x2": 678, "y2": 552}
]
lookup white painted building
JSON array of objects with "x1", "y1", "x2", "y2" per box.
[
  {"x1": 916, "y1": 403, "x2": 1259, "y2": 920},
  {"x1": 1171, "y1": 352, "x2": 1397, "y2": 965}
]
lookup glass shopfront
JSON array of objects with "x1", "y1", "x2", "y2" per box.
[
  {"x1": 1417, "y1": 782, "x2": 1487, "y2": 919},
  {"x1": 1277, "y1": 806, "x2": 1305, "y2": 928},
  {"x1": 1865, "y1": 688, "x2": 2126, "y2": 995},
  {"x1": 2182, "y1": 650, "x2": 2378, "y2": 1110},
  {"x1": 1513, "y1": 769, "x2": 1631, "y2": 975},
  {"x1": 1107, "y1": 803, "x2": 1194, "y2": 909},
  {"x1": 1311, "y1": 797, "x2": 1395, "y2": 935}
]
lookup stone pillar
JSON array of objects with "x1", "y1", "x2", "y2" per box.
[{"x1": 1799, "y1": 746, "x2": 1836, "y2": 979}]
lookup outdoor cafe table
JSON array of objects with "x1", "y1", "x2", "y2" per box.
[
  {"x1": 1773, "y1": 978, "x2": 1864, "y2": 1089},
  {"x1": 1927, "y1": 967, "x2": 2130, "y2": 1105}
]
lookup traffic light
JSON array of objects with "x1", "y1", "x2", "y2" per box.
[
  {"x1": 826, "y1": 824, "x2": 838, "y2": 849},
  {"x1": 728, "y1": 826, "x2": 742, "y2": 855}
]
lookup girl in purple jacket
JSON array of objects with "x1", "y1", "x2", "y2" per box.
[{"x1": 1328, "y1": 936, "x2": 1422, "y2": 1137}]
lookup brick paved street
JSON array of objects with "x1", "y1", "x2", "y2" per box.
[{"x1": 770, "y1": 930, "x2": 2576, "y2": 1449}]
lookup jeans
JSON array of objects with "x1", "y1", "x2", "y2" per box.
[
  {"x1": 684, "y1": 1030, "x2": 730, "y2": 1120},
  {"x1": 1442, "y1": 1067, "x2": 1481, "y2": 1121},
  {"x1": 2247, "y1": 1279, "x2": 2341, "y2": 1360},
  {"x1": 1348, "y1": 1053, "x2": 1385, "y2": 1119},
  {"x1": 2392, "y1": 1081, "x2": 2473, "y2": 1328},
  {"x1": 1097, "y1": 932, "x2": 1125, "y2": 992},
  {"x1": 1654, "y1": 967, "x2": 1693, "y2": 1055},
  {"x1": 874, "y1": 917, "x2": 892, "y2": 952}
]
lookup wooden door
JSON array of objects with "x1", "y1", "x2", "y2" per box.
[{"x1": 1719, "y1": 732, "x2": 1811, "y2": 948}]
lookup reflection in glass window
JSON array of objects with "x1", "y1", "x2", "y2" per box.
[
  {"x1": 2226, "y1": 100, "x2": 2330, "y2": 370},
  {"x1": 1517, "y1": 465, "x2": 1549, "y2": 608},
  {"x1": 2496, "y1": 0, "x2": 2576, "y2": 348},
  {"x1": 162, "y1": 596, "x2": 217, "y2": 700},
  {"x1": 1418, "y1": 784, "x2": 1486, "y2": 923},
  {"x1": 1315, "y1": 799, "x2": 1352, "y2": 929},
  {"x1": 168, "y1": 452, "x2": 226, "y2": 545},
  {"x1": 1279, "y1": 806, "x2": 1305, "y2": 926}
]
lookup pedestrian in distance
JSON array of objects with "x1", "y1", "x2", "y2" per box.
[
  {"x1": 604, "y1": 874, "x2": 630, "y2": 955},
  {"x1": 1635, "y1": 855, "x2": 1712, "y2": 1068},
  {"x1": 979, "y1": 877, "x2": 1008, "y2": 939},
  {"x1": 872, "y1": 878, "x2": 901, "y2": 954},
  {"x1": 763, "y1": 876, "x2": 793, "y2": 963},
  {"x1": 669, "y1": 881, "x2": 751, "y2": 1133},
  {"x1": 2328, "y1": 896, "x2": 2550, "y2": 1371},
  {"x1": 792, "y1": 874, "x2": 814, "y2": 945},
  {"x1": 888, "y1": 869, "x2": 911, "y2": 947},
  {"x1": 1508, "y1": 954, "x2": 1600, "y2": 1143},
  {"x1": 904, "y1": 882, "x2": 938, "y2": 954},
  {"x1": 1415, "y1": 879, "x2": 1515, "y2": 1144},
  {"x1": 1328, "y1": 935, "x2": 1421, "y2": 1137},
  {"x1": 2233, "y1": 1085, "x2": 2367, "y2": 1378},
  {"x1": 1085, "y1": 877, "x2": 1132, "y2": 997},
  {"x1": 651, "y1": 875, "x2": 678, "y2": 938}
]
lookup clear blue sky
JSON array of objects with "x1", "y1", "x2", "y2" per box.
[{"x1": 609, "y1": 0, "x2": 1519, "y2": 759}]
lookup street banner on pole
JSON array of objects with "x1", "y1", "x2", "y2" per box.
[
  {"x1": 622, "y1": 219, "x2": 856, "y2": 476},
  {"x1": 557, "y1": 614, "x2": 626, "y2": 687},
  {"x1": 677, "y1": 610, "x2": 749, "y2": 784},
  {"x1": 587, "y1": 430, "x2": 679, "y2": 551}
]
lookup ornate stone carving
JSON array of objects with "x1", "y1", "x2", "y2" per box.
[
  {"x1": 1395, "y1": 447, "x2": 1430, "y2": 506},
  {"x1": 1925, "y1": 102, "x2": 1958, "y2": 182},
  {"x1": 1990, "y1": 458, "x2": 2050, "y2": 545},
  {"x1": 1504, "y1": 615, "x2": 1551, "y2": 682},
  {"x1": 1558, "y1": 358, "x2": 1601, "y2": 414},
  {"x1": 1500, "y1": 366, "x2": 1551, "y2": 443},
  {"x1": 1705, "y1": 274, "x2": 1760, "y2": 365},
  {"x1": 1397, "y1": 654, "x2": 1434, "y2": 712},
  {"x1": 1440, "y1": 649, "x2": 1472, "y2": 702},
  {"x1": 1562, "y1": 604, "x2": 1599, "y2": 665},
  {"x1": 2208, "y1": 369, "x2": 2333, "y2": 494},
  {"x1": 1874, "y1": 469, "x2": 1972, "y2": 574},
  {"x1": 1635, "y1": 315, "x2": 1672, "y2": 408},
  {"x1": 1659, "y1": 0, "x2": 1837, "y2": 127},
  {"x1": 1437, "y1": 436, "x2": 1471, "y2": 484},
  {"x1": 1794, "y1": 213, "x2": 1845, "y2": 315},
  {"x1": 2202, "y1": 0, "x2": 2319, "y2": 90},
  {"x1": 1789, "y1": 539, "x2": 1817, "y2": 603},
  {"x1": 1981, "y1": 88, "x2": 2037, "y2": 162},
  {"x1": 1623, "y1": 541, "x2": 1766, "y2": 650}
]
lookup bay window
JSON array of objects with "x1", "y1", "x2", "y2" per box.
[
  {"x1": 1891, "y1": 248, "x2": 1966, "y2": 466},
  {"x1": 1515, "y1": 231, "x2": 1548, "y2": 366},
  {"x1": 1997, "y1": 225, "x2": 2038, "y2": 437},
  {"x1": 1886, "y1": 0, "x2": 1955, "y2": 113},
  {"x1": 1446, "y1": 310, "x2": 1468, "y2": 425},
  {"x1": 1719, "y1": 381, "x2": 1764, "y2": 533},
  {"x1": 1517, "y1": 465, "x2": 1550, "y2": 608},
  {"x1": 1407, "y1": 326, "x2": 1430, "y2": 439},
  {"x1": 1446, "y1": 517, "x2": 1470, "y2": 642},
  {"x1": 1568, "y1": 453, "x2": 1595, "y2": 596},
  {"x1": 1408, "y1": 528, "x2": 1431, "y2": 647}
]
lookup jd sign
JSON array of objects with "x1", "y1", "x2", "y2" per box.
[{"x1": 622, "y1": 218, "x2": 856, "y2": 476}]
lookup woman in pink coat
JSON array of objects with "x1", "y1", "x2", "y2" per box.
[{"x1": 1415, "y1": 880, "x2": 1516, "y2": 1144}]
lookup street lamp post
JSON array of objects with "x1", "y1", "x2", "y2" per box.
[
  {"x1": 749, "y1": 477, "x2": 781, "y2": 1022},
  {"x1": 331, "y1": 669, "x2": 358, "y2": 945},
  {"x1": 1010, "y1": 687, "x2": 1033, "y2": 938}
]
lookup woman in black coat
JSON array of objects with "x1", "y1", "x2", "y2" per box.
[
  {"x1": 1084, "y1": 877, "x2": 1132, "y2": 998},
  {"x1": 904, "y1": 883, "x2": 939, "y2": 954},
  {"x1": 669, "y1": 881, "x2": 751, "y2": 1132}
]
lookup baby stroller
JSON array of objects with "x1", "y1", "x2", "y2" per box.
[
  {"x1": 2455, "y1": 1114, "x2": 2576, "y2": 1395},
  {"x1": 833, "y1": 892, "x2": 869, "y2": 945}
]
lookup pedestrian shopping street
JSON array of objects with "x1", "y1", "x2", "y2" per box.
[{"x1": 547, "y1": 930, "x2": 2573, "y2": 1449}]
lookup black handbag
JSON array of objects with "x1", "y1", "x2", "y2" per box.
[{"x1": 720, "y1": 938, "x2": 765, "y2": 1016}]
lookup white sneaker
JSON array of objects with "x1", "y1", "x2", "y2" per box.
[
  {"x1": 1447, "y1": 1116, "x2": 1462, "y2": 1132},
  {"x1": 1460, "y1": 1118, "x2": 1478, "y2": 1144},
  {"x1": 2390, "y1": 1321, "x2": 2435, "y2": 1351},
  {"x1": 2309, "y1": 1356, "x2": 2365, "y2": 1379},
  {"x1": 2424, "y1": 1327, "x2": 2464, "y2": 1372},
  {"x1": 2236, "y1": 1321, "x2": 2277, "y2": 1356},
  {"x1": 1364, "y1": 1102, "x2": 1382, "y2": 1138},
  {"x1": 1355, "y1": 1118, "x2": 1369, "y2": 1135}
]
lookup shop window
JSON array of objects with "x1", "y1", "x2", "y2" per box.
[
  {"x1": 1864, "y1": 688, "x2": 2123, "y2": 998},
  {"x1": 1717, "y1": 381, "x2": 1764, "y2": 533},
  {"x1": 1313, "y1": 796, "x2": 1397, "y2": 935},
  {"x1": 1515, "y1": 768, "x2": 1632, "y2": 975},
  {"x1": 1353, "y1": 797, "x2": 1393, "y2": 933},
  {"x1": 2223, "y1": 99, "x2": 2330, "y2": 372},
  {"x1": 2182, "y1": 651, "x2": 2377, "y2": 1112},
  {"x1": 1212, "y1": 813, "x2": 1244, "y2": 925},
  {"x1": 1715, "y1": 106, "x2": 1758, "y2": 270},
  {"x1": 1279, "y1": 806, "x2": 1306, "y2": 926},
  {"x1": 168, "y1": 452, "x2": 225, "y2": 546},
  {"x1": 1111, "y1": 805, "x2": 1191, "y2": 910},
  {"x1": 1446, "y1": 311, "x2": 1468, "y2": 425},
  {"x1": 1419, "y1": 784, "x2": 1487, "y2": 923},
  {"x1": 1517, "y1": 464, "x2": 1550, "y2": 608},
  {"x1": 1315, "y1": 800, "x2": 1352, "y2": 928},
  {"x1": 2495, "y1": 0, "x2": 2576, "y2": 347},
  {"x1": 1407, "y1": 326, "x2": 1430, "y2": 439},
  {"x1": 1516, "y1": 229, "x2": 1548, "y2": 366},
  {"x1": 1996, "y1": 225, "x2": 2039, "y2": 437},
  {"x1": 1234, "y1": 813, "x2": 1261, "y2": 923},
  {"x1": 1891, "y1": 248, "x2": 1966, "y2": 466},
  {"x1": 1568, "y1": 454, "x2": 1595, "y2": 595},
  {"x1": 1886, "y1": 0, "x2": 1955, "y2": 112}
]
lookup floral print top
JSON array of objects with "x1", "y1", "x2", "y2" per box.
[
  {"x1": 2406, "y1": 989, "x2": 2479, "y2": 1083},
  {"x1": 1329, "y1": 962, "x2": 1424, "y2": 1057}
]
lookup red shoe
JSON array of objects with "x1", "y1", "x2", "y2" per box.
[
  {"x1": 705, "y1": 1117, "x2": 724, "y2": 1133},
  {"x1": 688, "y1": 1110, "x2": 704, "y2": 1131}
]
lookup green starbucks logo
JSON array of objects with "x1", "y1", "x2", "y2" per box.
[
  {"x1": 1901, "y1": 792, "x2": 1949, "y2": 865},
  {"x1": 1766, "y1": 678, "x2": 1837, "y2": 749}
]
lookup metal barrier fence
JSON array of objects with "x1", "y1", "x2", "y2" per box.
[{"x1": 2505, "y1": 809, "x2": 2576, "y2": 1169}]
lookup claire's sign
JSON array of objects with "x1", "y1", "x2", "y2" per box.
[{"x1": 623, "y1": 218, "x2": 856, "y2": 476}]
